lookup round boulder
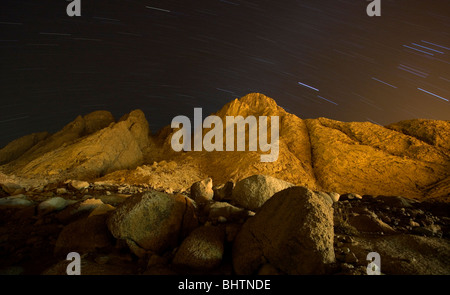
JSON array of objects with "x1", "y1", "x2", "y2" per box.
[
  {"x1": 231, "y1": 175, "x2": 293, "y2": 211},
  {"x1": 191, "y1": 178, "x2": 214, "y2": 204}
]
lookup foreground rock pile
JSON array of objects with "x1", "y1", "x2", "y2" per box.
[{"x1": 0, "y1": 175, "x2": 449, "y2": 275}]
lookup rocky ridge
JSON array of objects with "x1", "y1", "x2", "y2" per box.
[
  {"x1": 1, "y1": 93, "x2": 448, "y2": 201},
  {"x1": 0, "y1": 93, "x2": 449, "y2": 275}
]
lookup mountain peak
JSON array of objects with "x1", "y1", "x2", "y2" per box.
[{"x1": 215, "y1": 93, "x2": 283, "y2": 118}]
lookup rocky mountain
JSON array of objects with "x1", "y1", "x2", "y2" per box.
[
  {"x1": 0, "y1": 93, "x2": 449, "y2": 201},
  {"x1": 0, "y1": 93, "x2": 449, "y2": 275}
]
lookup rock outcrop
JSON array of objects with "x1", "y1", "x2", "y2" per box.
[
  {"x1": 306, "y1": 118, "x2": 450, "y2": 199},
  {"x1": 1, "y1": 93, "x2": 448, "y2": 201},
  {"x1": 0, "y1": 110, "x2": 149, "y2": 181},
  {"x1": 153, "y1": 93, "x2": 319, "y2": 188},
  {"x1": 0, "y1": 132, "x2": 49, "y2": 165}
]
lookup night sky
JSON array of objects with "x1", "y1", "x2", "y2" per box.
[{"x1": 1, "y1": 0, "x2": 449, "y2": 148}]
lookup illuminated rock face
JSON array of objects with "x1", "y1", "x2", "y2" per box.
[
  {"x1": 305, "y1": 117, "x2": 450, "y2": 199},
  {"x1": 1, "y1": 93, "x2": 449, "y2": 201},
  {"x1": 0, "y1": 132, "x2": 49, "y2": 165},
  {"x1": 0, "y1": 109, "x2": 148, "y2": 181},
  {"x1": 231, "y1": 174, "x2": 294, "y2": 211},
  {"x1": 153, "y1": 93, "x2": 450, "y2": 201}
]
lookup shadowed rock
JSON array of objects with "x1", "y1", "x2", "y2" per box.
[{"x1": 232, "y1": 186, "x2": 335, "y2": 275}]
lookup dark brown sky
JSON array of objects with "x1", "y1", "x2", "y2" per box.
[{"x1": 1, "y1": 0, "x2": 449, "y2": 147}]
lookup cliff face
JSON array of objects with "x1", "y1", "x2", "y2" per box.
[{"x1": 1, "y1": 93, "x2": 449, "y2": 201}]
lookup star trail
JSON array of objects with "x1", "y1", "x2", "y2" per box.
[{"x1": 0, "y1": 0, "x2": 449, "y2": 147}]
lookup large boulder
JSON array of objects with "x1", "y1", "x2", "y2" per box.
[
  {"x1": 54, "y1": 215, "x2": 113, "y2": 256},
  {"x1": 232, "y1": 186, "x2": 335, "y2": 275},
  {"x1": 231, "y1": 175, "x2": 293, "y2": 211},
  {"x1": 107, "y1": 190, "x2": 198, "y2": 257},
  {"x1": 172, "y1": 225, "x2": 225, "y2": 270}
]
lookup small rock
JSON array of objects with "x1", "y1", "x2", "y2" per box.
[
  {"x1": 0, "y1": 194, "x2": 34, "y2": 208},
  {"x1": 82, "y1": 195, "x2": 93, "y2": 200},
  {"x1": 206, "y1": 201, "x2": 248, "y2": 222},
  {"x1": 217, "y1": 216, "x2": 227, "y2": 223},
  {"x1": 213, "y1": 181, "x2": 234, "y2": 201},
  {"x1": 341, "y1": 247, "x2": 351, "y2": 254},
  {"x1": 343, "y1": 236, "x2": 354, "y2": 244},
  {"x1": 55, "y1": 198, "x2": 103, "y2": 223},
  {"x1": 38, "y1": 197, "x2": 74, "y2": 215},
  {"x1": 0, "y1": 182, "x2": 23, "y2": 195},
  {"x1": 341, "y1": 263, "x2": 355, "y2": 271},
  {"x1": 56, "y1": 188, "x2": 68, "y2": 195},
  {"x1": 257, "y1": 263, "x2": 282, "y2": 275},
  {"x1": 340, "y1": 193, "x2": 362, "y2": 201},
  {"x1": 70, "y1": 180, "x2": 90, "y2": 191},
  {"x1": 190, "y1": 178, "x2": 214, "y2": 204},
  {"x1": 173, "y1": 225, "x2": 225, "y2": 270},
  {"x1": 409, "y1": 220, "x2": 420, "y2": 227},
  {"x1": 315, "y1": 191, "x2": 333, "y2": 206},
  {"x1": 345, "y1": 252, "x2": 358, "y2": 264},
  {"x1": 89, "y1": 203, "x2": 115, "y2": 217},
  {"x1": 225, "y1": 224, "x2": 241, "y2": 243},
  {"x1": 328, "y1": 192, "x2": 340, "y2": 202}
]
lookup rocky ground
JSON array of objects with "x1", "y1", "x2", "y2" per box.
[{"x1": 0, "y1": 174, "x2": 449, "y2": 275}]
